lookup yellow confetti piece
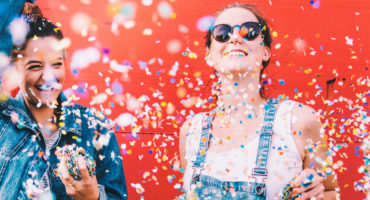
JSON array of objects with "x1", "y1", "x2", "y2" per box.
[
  {"x1": 194, "y1": 71, "x2": 201, "y2": 78},
  {"x1": 272, "y1": 31, "x2": 278, "y2": 37},
  {"x1": 0, "y1": 93, "x2": 9, "y2": 102},
  {"x1": 59, "y1": 122, "x2": 65, "y2": 127},
  {"x1": 188, "y1": 52, "x2": 197, "y2": 59},
  {"x1": 304, "y1": 68, "x2": 312, "y2": 74}
]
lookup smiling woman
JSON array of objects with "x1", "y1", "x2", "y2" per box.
[
  {"x1": 0, "y1": 4, "x2": 128, "y2": 200},
  {"x1": 179, "y1": 3, "x2": 338, "y2": 200},
  {"x1": 13, "y1": 35, "x2": 65, "y2": 110}
]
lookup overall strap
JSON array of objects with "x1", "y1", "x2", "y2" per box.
[
  {"x1": 191, "y1": 108, "x2": 217, "y2": 184},
  {"x1": 252, "y1": 98, "x2": 278, "y2": 183}
]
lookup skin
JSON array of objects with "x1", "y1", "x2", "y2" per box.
[
  {"x1": 14, "y1": 36, "x2": 99, "y2": 200},
  {"x1": 179, "y1": 7, "x2": 338, "y2": 199}
]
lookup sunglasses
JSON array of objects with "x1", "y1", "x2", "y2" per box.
[{"x1": 209, "y1": 22, "x2": 265, "y2": 43}]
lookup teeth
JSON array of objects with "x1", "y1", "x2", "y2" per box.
[
  {"x1": 40, "y1": 84, "x2": 51, "y2": 90},
  {"x1": 225, "y1": 51, "x2": 245, "y2": 57},
  {"x1": 36, "y1": 82, "x2": 62, "y2": 91}
]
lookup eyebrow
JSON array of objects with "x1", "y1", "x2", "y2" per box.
[
  {"x1": 26, "y1": 60, "x2": 42, "y2": 65},
  {"x1": 25, "y1": 57, "x2": 64, "y2": 65},
  {"x1": 52, "y1": 57, "x2": 64, "y2": 62}
]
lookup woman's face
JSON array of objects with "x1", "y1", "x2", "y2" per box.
[
  {"x1": 208, "y1": 7, "x2": 270, "y2": 75},
  {"x1": 15, "y1": 36, "x2": 65, "y2": 107}
]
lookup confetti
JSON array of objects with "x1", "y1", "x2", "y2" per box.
[{"x1": 55, "y1": 145, "x2": 96, "y2": 180}]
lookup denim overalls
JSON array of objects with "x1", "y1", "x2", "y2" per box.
[{"x1": 190, "y1": 99, "x2": 278, "y2": 200}]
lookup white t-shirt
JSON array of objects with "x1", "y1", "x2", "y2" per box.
[{"x1": 183, "y1": 100, "x2": 303, "y2": 200}]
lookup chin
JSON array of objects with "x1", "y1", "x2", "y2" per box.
[{"x1": 34, "y1": 93, "x2": 60, "y2": 106}]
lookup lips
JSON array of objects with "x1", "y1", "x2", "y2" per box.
[
  {"x1": 35, "y1": 82, "x2": 62, "y2": 91},
  {"x1": 35, "y1": 84, "x2": 54, "y2": 91},
  {"x1": 223, "y1": 49, "x2": 248, "y2": 57}
]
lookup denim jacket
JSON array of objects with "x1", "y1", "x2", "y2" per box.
[{"x1": 0, "y1": 93, "x2": 128, "y2": 200}]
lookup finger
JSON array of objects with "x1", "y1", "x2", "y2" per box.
[
  {"x1": 297, "y1": 184, "x2": 325, "y2": 200},
  {"x1": 290, "y1": 170, "x2": 309, "y2": 187},
  {"x1": 293, "y1": 175, "x2": 323, "y2": 193},
  {"x1": 77, "y1": 155, "x2": 90, "y2": 180},
  {"x1": 291, "y1": 170, "x2": 318, "y2": 188},
  {"x1": 59, "y1": 157, "x2": 74, "y2": 185}
]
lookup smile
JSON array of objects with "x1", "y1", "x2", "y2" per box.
[
  {"x1": 35, "y1": 84, "x2": 54, "y2": 91},
  {"x1": 223, "y1": 50, "x2": 248, "y2": 57},
  {"x1": 35, "y1": 82, "x2": 62, "y2": 91}
]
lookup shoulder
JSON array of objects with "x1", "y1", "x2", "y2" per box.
[
  {"x1": 64, "y1": 103, "x2": 113, "y2": 135},
  {"x1": 179, "y1": 112, "x2": 208, "y2": 154},
  {"x1": 291, "y1": 102, "x2": 322, "y2": 142},
  {"x1": 180, "y1": 112, "x2": 207, "y2": 139},
  {"x1": 70, "y1": 103, "x2": 108, "y2": 122}
]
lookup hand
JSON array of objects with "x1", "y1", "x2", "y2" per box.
[
  {"x1": 290, "y1": 168, "x2": 324, "y2": 200},
  {"x1": 59, "y1": 156, "x2": 100, "y2": 200}
]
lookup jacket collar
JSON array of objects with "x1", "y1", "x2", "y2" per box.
[{"x1": 1, "y1": 92, "x2": 82, "y2": 136}]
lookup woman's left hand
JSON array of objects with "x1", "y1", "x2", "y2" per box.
[
  {"x1": 58, "y1": 156, "x2": 100, "y2": 200},
  {"x1": 290, "y1": 168, "x2": 324, "y2": 200}
]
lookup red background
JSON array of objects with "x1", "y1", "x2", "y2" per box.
[{"x1": 28, "y1": 0, "x2": 370, "y2": 199}]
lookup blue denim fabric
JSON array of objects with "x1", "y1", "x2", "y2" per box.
[
  {"x1": 194, "y1": 175, "x2": 266, "y2": 200},
  {"x1": 0, "y1": 92, "x2": 127, "y2": 200},
  {"x1": 189, "y1": 99, "x2": 278, "y2": 200}
]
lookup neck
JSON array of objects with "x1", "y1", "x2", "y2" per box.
[
  {"x1": 216, "y1": 71, "x2": 266, "y2": 114},
  {"x1": 26, "y1": 101, "x2": 59, "y2": 138}
]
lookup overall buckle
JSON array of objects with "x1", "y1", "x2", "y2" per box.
[
  {"x1": 191, "y1": 167, "x2": 203, "y2": 184},
  {"x1": 252, "y1": 168, "x2": 268, "y2": 196}
]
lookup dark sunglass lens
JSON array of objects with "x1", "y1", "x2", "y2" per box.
[
  {"x1": 213, "y1": 25, "x2": 232, "y2": 43},
  {"x1": 240, "y1": 22, "x2": 261, "y2": 41}
]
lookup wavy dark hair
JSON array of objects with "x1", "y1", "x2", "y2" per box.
[
  {"x1": 10, "y1": 4, "x2": 64, "y2": 63},
  {"x1": 205, "y1": 3, "x2": 272, "y2": 98}
]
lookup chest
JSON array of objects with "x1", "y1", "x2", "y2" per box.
[{"x1": 207, "y1": 115, "x2": 264, "y2": 152}]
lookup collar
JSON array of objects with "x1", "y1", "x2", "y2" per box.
[{"x1": 1, "y1": 92, "x2": 82, "y2": 136}]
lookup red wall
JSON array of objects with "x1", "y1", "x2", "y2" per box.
[{"x1": 33, "y1": 0, "x2": 369, "y2": 199}]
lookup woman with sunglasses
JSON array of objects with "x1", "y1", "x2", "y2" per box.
[
  {"x1": 179, "y1": 3, "x2": 338, "y2": 200},
  {"x1": 0, "y1": 5, "x2": 127, "y2": 200}
]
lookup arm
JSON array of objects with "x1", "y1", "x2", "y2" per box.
[
  {"x1": 179, "y1": 117, "x2": 198, "y2": 170},
  {"x1": 94, "y1": 115, "x2": 128, "y2": 200},
  {"x1": 291, "y1": 104, "x2": 339, "y2": 200},
  {"x1": 179, "y1": 117, "x2": 194, "y2": 170}
]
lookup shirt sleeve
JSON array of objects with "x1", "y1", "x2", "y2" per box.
[{"x1": 93, "y1": 113, "x2": 128, "y2": 200}]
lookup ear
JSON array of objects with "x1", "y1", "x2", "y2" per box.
[
  {"x1": 262, "y1": 46, "x2": 271, "y2": 62},
  {"x1": 205, "y1": 50, "x2": 214, "y2": 67}
]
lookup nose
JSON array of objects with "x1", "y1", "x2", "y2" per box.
[
  {"x1": 41, "y1": 66, "x2": 56, "y2": 83},
  {"x1": 228, "y1": 26, "x2": 244, "y2": 45}
]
